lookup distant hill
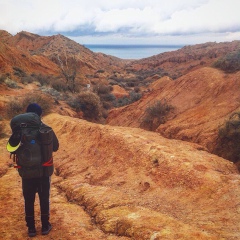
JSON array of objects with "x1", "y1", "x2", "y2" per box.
[
  {"x1": 0, "y1": 30, "x2": 127, "y2": 83},
  {"x1": 1, "y1": 30, "x2": 240, "y2": 87},
  {"x1": 124, "y1": 41, "x2": 240, "y2": 80}
]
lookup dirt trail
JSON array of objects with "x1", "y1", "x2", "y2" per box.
[
  {"x1": 0, "y1": 140, "x2": 128, "y2": 240},
  {"x1": 1, "y1": 113, "x2": 240, "y2": 239}
]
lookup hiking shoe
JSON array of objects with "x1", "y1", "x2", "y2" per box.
[
  {"x1": 28, "y1": 228, "x2": 37, "y2": 237},
  {"x1": 42, "y1": 223, "x2": 52, "y2": 235}
]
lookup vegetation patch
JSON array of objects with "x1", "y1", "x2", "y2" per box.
[
  {"x1": 0, "y1": 74, "x2": 7, "y2": 84},
  {"x1": 114, "y1": 91, "x2": 142, "y2": 107},
  {"x1": 51, "y1": 78, "x2": 69, "y2": 92},
  {"x1": 213, "y1": 49, "x2": 240, "y2": 73},
  {"x1": 140, "y1": 100, "x2": 175, "y2": 131},
  {"x1": 13, "y1": 66, "x2": 26, "y2": 77},
  {"x1": 214, "y1": 112, "x2": 240, "y2": 163},
  {"x1": 4, "y1": 78, "x2": 20, "y2": 89},
  {"x1": 6, "y1": 93, "x2": 53, "y2": 119},
  {"x1": 68, "y1": 91, "x2": 102, "y2": 121}
]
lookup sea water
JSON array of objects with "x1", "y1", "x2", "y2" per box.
[{"x1": 85, "y1": 44, "x2": 183, "y2": 60}]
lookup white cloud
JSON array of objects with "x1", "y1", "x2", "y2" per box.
[
  {"x1": 0, "y1": 0, "x2": 239, "y2": 44},
  {"x1": 151, "y1": 0, "x2": 240, "y2": 35}
]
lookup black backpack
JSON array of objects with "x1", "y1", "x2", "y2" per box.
[{"x1": 8, "y1": 112, "x2": 54, "y2": 178}]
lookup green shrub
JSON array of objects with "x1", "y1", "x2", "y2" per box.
[
  {"x1": 113, "y1": 91, "x2": 142, "y2": 108},
  {"x1": 51, "y1": 78, "x2": 69, "y2": 92},
  {"x1": 4, "y1": 78, "x2": 20, "y2": 89},
  {"x1": 129, "y1": 91, "x2": 142, "y2": 102},
  {"x1": 140, "y1": 100, "x2": 174, "y2": 131},
  {"x1": 134, "y1": 87, "x2": 140, "y2": 93},
  {"x1": 94, "y1": 84, "x2": 111, "y2": 95},
  {"x1": 33, "y1": 74, "x2": 51, "y2": 86},
  {"x1": 102, "y1": 101, "x2": 112, "y2": 110},
  {"x1": 0, "y1": 74, "x2": 6, "y2": 84},
  {"x1": 114, "y1": 96, "x2": 131, "y2": 107},
  {"x1": 21, "y1": 75, "x2": 35, "y2": 84},
  {"x1": 71, "y1": 92, "x2": 102, "y2": 121},
  {"x1": 100, "y1": 93, "x2": 116, "y2": 102},
  {"x1": 13, "y1": 66, "x2": 26, "y2": 77},
  {"x1": 214, "y1": 112, "x2": 240, "y2": 163},
  {"x1": 213, "y1": 50, "x2": 240, "y2": 73}
]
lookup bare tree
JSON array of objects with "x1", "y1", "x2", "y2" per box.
[{"x1": 57, "y1": 51, "x2": 78, "y2": 93}]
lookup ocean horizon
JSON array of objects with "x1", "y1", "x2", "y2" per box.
[{"x1": 85, "y1": 44, "x2": 183, "y2": 60}]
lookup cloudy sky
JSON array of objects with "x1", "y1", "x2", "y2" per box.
[{"x1": 0, "y1": 0, "x2": 240, "y2": 45}]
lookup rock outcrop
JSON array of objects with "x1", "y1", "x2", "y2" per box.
[{"x1": 112, "y1": 85, "x2": 129, "y2": 98}]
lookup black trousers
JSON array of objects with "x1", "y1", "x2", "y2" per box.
[{"x1": 22, "y1": 177, "x2": 51, "y2": 228}]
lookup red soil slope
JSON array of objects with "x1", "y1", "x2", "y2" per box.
[
  {"x1": 0, "y1": 41, "x2": 59, "y2": 75},
  {"x1": 107, "y1": 67, "x2": 240, "y2": 152}
]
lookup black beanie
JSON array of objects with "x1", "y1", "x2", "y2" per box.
[{"x1": 26, "y1": 103, "x2": 42, "y2": 116}]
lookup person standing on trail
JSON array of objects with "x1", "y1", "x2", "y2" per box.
[{"x1": 7, "y1": 103, "x2": 59, "y2": 237}]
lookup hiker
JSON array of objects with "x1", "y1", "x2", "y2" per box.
[{"x1": 7, "y1": 103, "x2": 59, "y2": 237}]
